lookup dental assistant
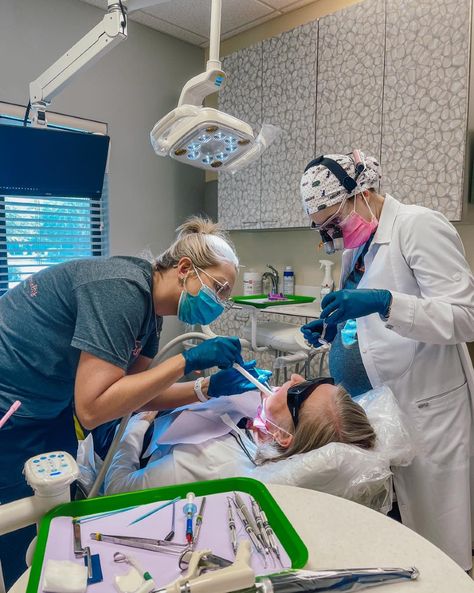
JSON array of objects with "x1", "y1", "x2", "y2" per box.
[
  {"x1": 299, "y1": 151, "x2": 474, "y2": 571},
  {"x1": 0, "y1": 216, "x2": 267, "y2": 588}
]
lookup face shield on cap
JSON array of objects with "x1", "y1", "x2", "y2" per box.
[{"x1": 300, "y1": 150, "x2": 381, "y2": 253}]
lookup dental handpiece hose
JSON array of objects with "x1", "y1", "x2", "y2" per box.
[{"x1": 183, "y1": 492, "x2": 197, "y2": 545}]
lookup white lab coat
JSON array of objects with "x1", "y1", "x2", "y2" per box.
[{"x1": 343, "y1": 194, "x2": 474, "y2": 569}]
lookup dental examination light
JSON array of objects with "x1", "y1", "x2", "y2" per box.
[
  {"x1": 150, "y1": 0, "x2": 278, "y2": 172},
  {"x1": 27, "y1": 0, "x2": 128, "y2": 127}
]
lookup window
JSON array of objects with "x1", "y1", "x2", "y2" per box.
[{"x1": 0, "y1": 106, "x2": 109, "y2": 295}]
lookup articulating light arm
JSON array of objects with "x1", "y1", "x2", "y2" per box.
[
  {"x1": 177, "y1": 0, "x2": 225, "y2": 107},
  {"x1": 28, "y1": 0, "x2": 127, "y2": 126}
]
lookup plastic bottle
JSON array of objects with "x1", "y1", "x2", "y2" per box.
[
  {"x1": 243, "y1": 269, "x2": 262, "y2": 296},
  {"x1": 319, "y1": 260, "x2": 335, "y2": 299},
  {"x1": 283, "y1": 266, "x2": 295, "y2": 296}
]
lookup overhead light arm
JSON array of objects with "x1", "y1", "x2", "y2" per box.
[
  {"x1": 28, "y1": 0, "x2": 128, "y2": 126},
  {"x1": 177, "y1": 0, "x2": 224, "y2": 108}
]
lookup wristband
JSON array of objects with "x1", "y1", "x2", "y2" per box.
[{"x1": 194, "y1": 377, "x2": 209, "y2": 402}]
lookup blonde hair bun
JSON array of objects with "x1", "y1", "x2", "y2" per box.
[
  {"x1": 155, "y1": 215, "x2": 239, "y2": 271},
  {"x1": 176, "y1": 216, "x2": 221, "y2": 238}
]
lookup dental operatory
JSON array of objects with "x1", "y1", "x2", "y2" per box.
[{"x1": 2, "y1": 0, "x2": 474, "y2": 591}]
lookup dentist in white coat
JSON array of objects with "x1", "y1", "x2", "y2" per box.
[{"x1": 300, "y1": 150, "x2": 474, "y2": 570}]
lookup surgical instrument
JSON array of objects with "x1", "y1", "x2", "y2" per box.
[
  {"x1": 164, "y1": 500, "x2": 176, "y2": 542},
  {"x1": 258, "y1": 505, "x2": 283, "y2": 567},
  {"x1": 233, "y1": 363, "x2": 274, "y2": 397},
  {"x1": 90, "y1": 532, "x2": 187, "y2": 556},
  {"x1": 178, "y1": 548, "x2": 232, "y2": 573},
  {"x1": 165, "y1": 542, "x2": 419, "y2": 593},
  {"x1": 129, "y1": 495, "x2": 181, "y2": 526},
  {"x1": 255, "y1": 566, "x2": 419, "y2": 592},
  {"x1": 0, "y1": 400, "x2": 21, "y2": 429},
  {"x1": 232, "y1": 494, "x2": 266, "y2": 565},
  {"x1": 157, "y1": 541, "x2": 255, "y2": 593},
  {"x1": 193, "y1": 497, "x2": 206, "y2": 548},
  {"x1": 184, "y1": 492, "x2": 197, "y2": 545},
  {"x1": 73, "y1": 519, "x2": 93, "y2": 579},
  {"x1": 250, "y1": 498, "x2": 272, "y2": 555},
  {"x1": 227, "y1": 497, "x2": 238, "y2": 555}
]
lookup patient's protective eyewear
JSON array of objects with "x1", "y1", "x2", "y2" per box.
[{"x1": 287, "y1": 377, "x2": 335, "y2": 427}]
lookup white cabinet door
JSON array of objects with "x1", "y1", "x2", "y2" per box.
[
  {"x1": 316, "y1": 0, "x2": 385, "y2": 165},
  {"x1": 261, "y1": 22, "x2": 319, "y2": 229},
  {"x1": 218, "y1": 44, "x2": 263, "y2": 230},
  {"x1": 381, "y1": 0, "x2": 470, "y2": 221}
]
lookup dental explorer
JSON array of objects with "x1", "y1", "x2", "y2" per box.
[
  {"x1": 258, "y1": 504, "x2": 283, "y2": 567},
  {"x1": 227, "y1": 497, "x2": 238, "y2": 555}
]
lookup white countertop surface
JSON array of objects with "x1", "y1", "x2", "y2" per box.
[{"x1": 267, "y1": 484, "x2": 474, "y2": 592}]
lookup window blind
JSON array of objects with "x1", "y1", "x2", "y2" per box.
[{"x1": 0, "y1": 109, "x2": 109, "y2": 295}]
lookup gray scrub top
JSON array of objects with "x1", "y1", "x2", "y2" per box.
[{"x1": 0, "y1": 256, "x2": 161, "y2": 419}]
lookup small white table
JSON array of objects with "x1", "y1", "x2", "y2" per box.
[
  {"x1": 11, "y1": 485, "x2": 474, "y2": 593},
  {"x1": 267, "y1": 484, "x2": 474, "y2": 592}
]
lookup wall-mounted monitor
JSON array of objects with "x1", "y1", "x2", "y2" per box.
[{"x1": 0, "y1": 124, "x2": 110, "y2": 198}]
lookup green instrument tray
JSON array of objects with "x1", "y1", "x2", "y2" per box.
[
  {"x1": 27, "y1": 477, "x2": 308, "y2": 593},
  {"x1": 231, "y1": 294, "x2": 315, "y2": 309}
]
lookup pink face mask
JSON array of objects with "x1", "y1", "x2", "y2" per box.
[
  {"x1": 339, "y1": 194, "x2": 378, "y2": 249},
  {"x1": 253, "y1": 399, "x2": 292, "y2": 437}
]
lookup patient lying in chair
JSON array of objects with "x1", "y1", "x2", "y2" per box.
[{"x1": 86, "y1": 374, "x2": 376, "y2": 495}]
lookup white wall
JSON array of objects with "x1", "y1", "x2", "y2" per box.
[{"x1": 0, "y1": 0, "x2": 206, "y2": 343}]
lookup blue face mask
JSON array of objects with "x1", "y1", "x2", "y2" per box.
[{"x1": 177, "y1": 271, "x2": 225, "y2": 325}]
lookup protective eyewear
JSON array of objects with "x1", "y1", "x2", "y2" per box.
[
  {"x1": 309, "y1": 198, "x2": 347, "y2": 232},
  {"x1": 287, "y1": 377, "x2": 335, "y2": 427},
  {"x1": 195, "y1": 266, "x2": 233, "y2": 309}
]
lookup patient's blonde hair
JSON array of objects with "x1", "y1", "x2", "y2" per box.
[
  {"x1": 255, "y1": 385, "x2": 376, "y2": 465},
  {"x1": 154, "y1": 216, "x2": 239, "y2": 271}
]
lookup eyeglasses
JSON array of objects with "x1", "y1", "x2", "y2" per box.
[
  {"x1": 287, "y1": 377, "x2": 335, "y2": 427},
  {"x1": 195, "y1": 266, "x2": 233, "y2": 309},
  {"x1": 310, "y1": 199, "x2": 347, "y2": 232}
]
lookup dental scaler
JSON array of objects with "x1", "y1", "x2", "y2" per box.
[{"x1": 183, "y1": 492, "x2": 197, "y2": 545}]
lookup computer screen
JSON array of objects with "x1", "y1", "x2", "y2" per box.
[{"x1": 0, "y1": 124, "x2": 110, "y2": 198}]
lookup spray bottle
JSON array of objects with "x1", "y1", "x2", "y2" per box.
[{"x1": 319, "y1": 260, "x2": 335, "y2": 300}]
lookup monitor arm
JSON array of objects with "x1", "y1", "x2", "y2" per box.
[{"x1": 28, "y1": 0, "x2": 127, "y2": 127}]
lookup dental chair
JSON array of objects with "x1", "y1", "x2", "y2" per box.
[{"x1": 76, "y1": 385, "x2": 415, "y2": 514}]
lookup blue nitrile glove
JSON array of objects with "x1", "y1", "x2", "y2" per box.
[
  {"x1": 320, "y1": 289, "x2": 392, "y2": 326},
  {"x1": 300, "y1": 319, "x2": 337, "y2": 348},
  {"x1": 182, "y1": 336, "x2": 243, "y2": 374},
  {"x1": 208, "y1": 360, "x2": 273, "y2": 398}
]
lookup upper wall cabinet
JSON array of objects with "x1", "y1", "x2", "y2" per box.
[
  {"x1": 316, "y1": 0, "x2": 385, "y2": 161},
  {"x1": 218, "y1": 0, "x2": 472, "y2": 228},
  {"x1": 381, "y1": 0, "x2": 471, "y2": 220},
  {"x1": 260, "y1": 22, "x2": 318, "y2": 229},
  {"x1": 218, "y1": 44, "x2": 263, "y2": 230}
]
